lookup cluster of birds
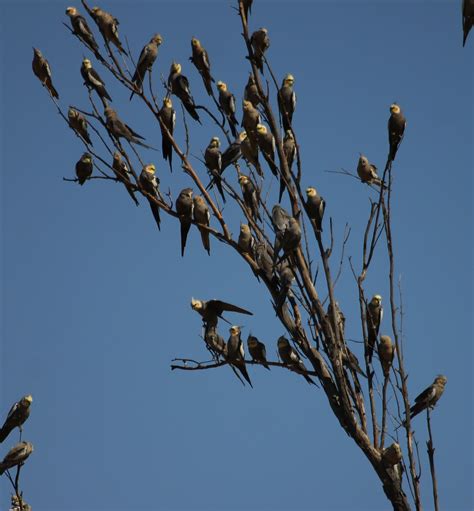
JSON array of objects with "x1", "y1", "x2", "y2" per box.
[{"x1": 0, "y1": 395, "x2": 34, "y2": 478}]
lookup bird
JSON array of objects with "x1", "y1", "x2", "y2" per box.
[
  {"x1": 326, "y1": 300, "x2": 346, "y2": 339},
  {"x1": 130, "y1": 34, "x2": 163, "y2": 99},
  {"x1": 272, "y1": 204, "x2": 290, "y2": 253},
  {"x1": 254, "y1": 241, "x2": 278, "y2": 286},
  {"x1": 65, "y1": 7, "x2": 100, "y2": 56},
  {"x1": 238, "y1": 223, "x2": 254, "y2": 255},
  {"x1": 90, "y1": 6, "x2": 126, "y2": 54},
  {"x1": 278, "y1": 74, "x2": 296, "y2": 131},
  {"x1": 239, "y1": 131, "x2": 263, "y2": 177},
  {"x1": 191, "y1": 298, "x2": 253, "y2": 330},
  {"x1": 305, "y1": 187, "x2": 325, "y2": 232},
  {"x1": 409, "y1": 375, "x2": 447, "y2": 420},
  {"x1": 366, "y1": 294, "x2": 383, "y2": 364},
  {"x1": 193, "y1": 195, "x2": 211, "y2": 255},
  {"x1": 382, "y1": 443, "x2": 402, "y2": 468},
  {"x1": 241, "y1": 0, "x2": 253, "y2": 21},
  {"x1": 247, "y1": 334, "x2": 270, "y2": 369},
  {"x1": 32, "y1": 48, "x2": 59, "y2": 99},
  {"x1": 204, "y1": 325, "x2": 227, "y2": 359},
  {"x1": 250, "y1": 28, "x2": 270, "y2": 72},
  {"x1": 80, "y1": 58, "x2": 112, "y2": 104},
  {"x1": 168, "y1": 62, "x2": 200, "y2": 122},
  {"x1": 281, "y1": 130, "x2": 296, "y2": 201},
  {"x1": 388, "y1": 103, "x2": 406, "y2": 161},
  {"x1": 175, "y1": 188, "x2": 194, "y2": 257},
  {"x1": 112, "y1": 151, "x2": 139, "y2": 206},
  {"x1": 204, "y1": 137, "x2": 225, "y2": 203},
  {"x1": 104, "y1": 106, "x2": 154, "y2": 149},
  {"x1": 158, "y1": 97, "x2": 176, "y2": 172},
  {"x1": 277, "y1": 336, "x2": 315, "y2": 384},
  {"x1": 190, "y1": 37, "x2": 213, "y2": 96},
  {"x1": 139, "y1": 163, "x2": 161, "y2": 230},
  {"x1": 217, "y1": 81, "x2": 238, "y2": 137},
  {"x1": 244, "y1": 73, "x2": 260, "y2": 107},
  {"x1": 241, "y1": 100, "x2": 261, "y2": 143},
  {"x1": 238, "y1": 175, "x2": 261, "y2": 222},
  {"x1": 227, "y1": 326, "x2": 253, "y2": 387},
  {"x1": 378, "y1": 335, "x2": 394, "y2": 378},
  {"x1": 342, "y1": 348, "x2": 366, "y2": 378},
  {"x1": 75, "y1": 152, "x2": 93, "y2": 185},
  {"x1": 256, "y1": 124, "x2": 278, "y2": 177},
  {"x1": 462, "y1": 0, "x2": 474, "y2": 46},
  {"x1": 0, "y1": 442, "x2": 34, "y2": 475},
  {"x1": 220, "y1": 137, "x2": 242, "y2": 171},
  {"x1": 68, "y1": 107, "x2": 92, "y2": 145},
  {"x1": 357, "y1": 155, "x2": 385, "y2": 188},
  {"x1": 274, "y1": 216, "x2": 301, "y2": 264},
  {"x1": 0, "y1": 395, "x2": 33, "y2": 443},
  {"x1": 275, "y1": 264, "x2": 294, "y2": 310}
]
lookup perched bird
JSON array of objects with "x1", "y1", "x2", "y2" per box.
[
  {"x1": 256, "y1": 124, "x2": 278, "y2": 176},
  {"x1": 191, "y1": 298, "x2": 253, "y2": 329},
  {"x1": 388, "y1": 103, "x2": 406, "y2": 161},
  {"x1": 139, "y1": 163, "x2": 161, "y2": 230},
  {"x1": 378, "y1": 335, "x2": 394, "y2": 378},
  {"x1": 0, "y1": 395, "x2": 33, "y2": 443},
  {"x1": 104, "y1": 106, "x2": 153, "y2": 149},
  {"x1": 281, "y1": 130, "x2": 296, "y2": 200},
  {"x1": 65, "y1": 7, "x2": 99, "y2": 55},
  {"x1": 204, "y1": 326, "x2": 227, "y2": 358},
  {"x1": 275, "y1": 216, "x2": 301, "y2": 263},
  {"x1": 382, "y1": 443, "x2": 403, "y2": 468},
  {"x1": 175, "y1": 188, "x2": 193, "y2": 257},
  {"x1": 75, "y1": 152, "x2": 93, "y2": 185},
  {"x1": 247, "y1": 334, "x2": 270, "y2": 369},
  {"x1": 241, "y1": 0, "x2": 253, "y2": 20},
  {"x1": 130, "y1": 34, "x2": 163, "y2": 99},
  {"x1": 250, "y1": 28, "x2": 270, "y2": 72},
  {"x1": 90, "y1": 6, "x2": 126, "y2": 54},
  {"x1": 217, "y1": 81, "x2": 238, "y2": 137},
  {"x1": 278, "y1": 74, "x2": 296, "y2": 131},
  {"x1": 277, "y1": 336, "x2": 315, "y2": 384},
  {"x1": 190, "y1": 37, "x2": 213, "y2": 96},
  {"x1": 241, "y1": 100, "x2": 261, "y2": 143},
  {"x1": 239, "y1": 130, "x2": 263, "y2": 176},
  {"x1": 342, "y1": 348, "x2": 366, "y2": 378},
  {"x1": 32, "y1": 48, "x2": 59, "y2": 98},
  {"x1": 193, "y1": 195, "x2": 211, "y2": 255},
  {"x1": 220, "y1": 137, "x2": 242, "y2": 171},
  {"x1": 462, "y1": 0, "x2": 474, "y2": 46},
  {"x1": 227, "y1": 326, "x2": 253, "y2": 387},
  {"x1": 238, "y1": 223, "x2": 254, "y2": 254},
  {"x1": 204, "y1": 137, "x2": 225, "y2": 203},
  {"x1": 255, "y1": 241, "x2": 278, "y2": 286},
  {"x1": 305, "y1": 187, "x2": 325, "y2": 232},
  {"x1": 68, "y1": 107, "x2": 92, "y2": 145},
  {"x1": 80, "y1": 58, "x2": 112, "y2": 103},
  {"x1": 366, "y1": 294, "x2": 383, "y2": 364},
  {"x1": 357, "y1": 155, "x2": 385, "y2": 188},
  {"x1": 0, "y1": 442, "x2": 34, "y2": 475},
  {"x1": 275, "y1": 264, "x2": 294, "y2": 310},
  {"x1": 244, "y1": 73, "x2": 260, "y2": 107},
  {"x1": 168, "y1": 62, "x2": 200, "y2": 122},
  {"x1": 158, "y1": 97, "x2": 176, "y2": 172},
  {"x1": 10, "y1": 493, "x2": 32, "y2": 511},
  {"x1": 272, "y1": 204, "x2": 290, "y2": 237},
  {"x1": 326, "y1": 300, "x2": 346, "y2": 339},
  {"x1": 112, "y1": 151, "x2": 139, "y2": 206},
  {"x1": 409, "y1": 375, "x2": 447, "y2": 420},
  {"x1": 238, "y1": 175, "x2": 261, "y2": 222}
]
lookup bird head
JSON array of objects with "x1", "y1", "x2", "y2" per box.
[
  {"x1": 21, "y1": 395, "x2": 33, "y2": 407},
  {"x1": 256, "y1": 124, "x2": 267, "y2": 135},
  {"x1": 190, "y1": 298, "x2": 202, "y2": 311},
  {"x1": 284, "y1": 129, "x2": 294, "y2": 140},
  {"x1": 151, "y1": 34, "x2": 163, "y2": 45},
  {"x1": 242, "y1": 99, "x2": 253, "y2": 111},
  {"x1": 82, "y1": 58, "x2": 92, "y2": 69},
  {"x1": 180, "y1": 188, "x2": 193, "y2": 199},
  {"x1": 390, "y1": 103, "x2": 401, "y2": 115},
  {"x1": 163, "y1": 97, "x2": 173, "y2": 108},
  {"x1": 283, "y1": 73, "x2": 295, "y2": 86},
  {"x1": 216, "y1": 81, "x2": 227, "y2": 92},
  {"x1": 258, "y1": 27, "x2": 268, "y2": 35},
  {"x1": 379, "y1": 335, "x2": 392, "y2": 348},
  {"x1": 358, "y1": 155, "x2": 369, "y2": 166},
  {"x1": 229, "y1": 325, "x2": 241, "y2": 335},
  {"x1": 104, "y1": 106, "x2": 114, "y2": 118},
  {"x1": 82, "y1": 153, "x2": 92, "y2": 163},
  {"x1": 193, "y1": 195, "x2": 204, "y2": 206},
  {"x1": 170, "y1": 62, "x2": 182, "y2": 74},
  {"x1": 306, "y1": 187, "x2": 317, "y2": 197},
  {"x1": 67, "y1": 107, "x2": 77, "y2": 120},
  {"x1": 33, "y1": 48, "x2": 42, "y2": 58},
  {"x1": 91, "y1": 7, "x2": 100, "y2": 15},
  {"x1": 209, "y1": 136, "x2": 220, "y2": 148},
  {"x1": 371, "y1": 295, "x2": 382, "y2": 306},
  {"x1": 191, "y1": 37, "x2": 201, "y2": 48},
  {"x1": 240, "y1": 223, "x2": 250, "y2": 233},
  {"x1": 238, "y1": 131, "x2": 248, "y2": 142},
  {"x1": 144, "y1": 163, "x2": 156, "y2": 175},
  {"x1": 113, "y1": 150, "x2": 122, "y2": 160},
  {"x1": 247, "y1": 335, "x2": 258, "y2": 348},
  {"x1": 435, "y1": 375, "x2": 447, "y2": 386},
  {"x1": 65, "y1": 6, "x2": 77, "y2": 16},
  {"x1": 247, "y1": 74, "x2": 256, "y2": 85},
  {"x1": 277, "y1": 336, "x2": 289, "y2": 349},
  {"x1": 238, "y1": 175, "x2": 249, "y2": 185}
]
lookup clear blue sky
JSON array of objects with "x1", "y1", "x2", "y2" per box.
[{"x1": 1, "y1": 1, "x2": 472, "y2": 510}]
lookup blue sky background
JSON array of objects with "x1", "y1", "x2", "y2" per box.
[{"x1": 1, "y1": 0, "x2": 472, "y2": 509}]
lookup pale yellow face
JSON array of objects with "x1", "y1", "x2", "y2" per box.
[
  {"x1": 83, "y1": 156, "x2": 92, "y2": 163},
  {"x1": 371, "y1": 295, "x2": 382, "y2": 306},
  {"x1": 435, "y1": 376, "x2": 447, "y2": 385},
  {"x1": 83, "y1": 59, "x2": 92, "y2": 69},
  {"x1": 238, "y1": 131, "x2": 248, "y2": 142},
  {"x1": 242, "y1": 100, "x2": 253, "y2": 110},
  {"x1": 306, "y1": 187, "x2": 316, "y2": 197},
  {"x1": 66, "y1": 7, "x2": 77, "y2": 15},
  {"x1": 92, "y1": 7, "x2": 99, "y2": 13},
  {"x1": 230, "y1": 325, "x2": 241, "y2": 335},
  {"x1": 240, "y1": 223, "x2": 250, "y2": 233},
  {"x1": 23, "y1": 395, "x2": 33, "y2": 406},
  {"x1": 163, "y1": 97, "x2": 173, "y2": 108},
  {"x1": 256, "y1": 124, "x2": 267, "y2": 135},
  {"x1": 217, "y1": 81, "x2": 227, "y2": 91},
  {"x1": 210, "y1": 136, "x2": 220, "y2": 147},
  {"x1": 239, "y1": 175, "x2": 249, "y2": 185},
  {"x1": 283, "y1": 74, "x2": 295, "y2": 86},
  {"x1": 191, "y1": 37, "x2": 200, "y2": 47},
  {"x1": 285, "y1": 130, "x2": 294, "y2": 139},
  {"x1": 191, "y1": 298, "x2": 202, "y2": 310},
  {"x1": 390, "y1": 104, "x2": 401, "y2": 115},
  {"x1": 145, "y1": 164, "x2": 156, "y2": 175},
  {"x1": 153, "y1": 34, "x2": 163, "y2": 45},
  {"x1": 171, "y1": 62, "x2": 181, "y2": 74}
]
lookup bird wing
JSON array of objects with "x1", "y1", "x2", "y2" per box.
[
  {"x1": 5, "y1": 402, "x2": 19, "y2": 422},
  {"x1": 414, "y1": 384, "x2": 436, "y2": 404},
  {"x1": 228, "y1": 93, "x2": 236, "y2": 114},
  {"x1": 77, "y1": 15, "x2": 94, "y2": 38},
  {"x1": 89, "y1": 68, "x2": 105, "y2": 88},
  {"x1": 125, "y1": 123, "x2": 145, "y2": 140},
  {"x1": 210, "y1": 300, "x2": 253, "y2": 316}
]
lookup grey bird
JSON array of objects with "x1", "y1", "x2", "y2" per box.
[
  {"x1": 275, "y1": 264, "x2": 295, "y2": 310},
  {"x1": 256, "y1": 124, "x2": 278, "y2": 177},
  {"x1": 241, "y1": 100, "x2": 261, "y2": 144},
  {"x1": 278, "y1": 74, "x2": 296, "y2": 132},
  {"x1": 239, "y1": 131, "x2": 263, "y2": 177},
  {"x1": 388, "y1": 103, "x2": 406, "y2": 161},
  {"x1": 342, "y1": 348, "x2": 366, "y2": 378},
  {"x1": 272, "y1": 205, "x2": 300, "y2": 263},
  {"x1": 217, "y1": 81, "x2": 238, "y2": 137},
  {"x1": 158, "y1": 97, "x2": 176, "y2": 172},
  {"x1": 139, "y1": 163, "x2": 161, "y2": 230},
  {"x1": 81, "y1": 58, "x2": 112, "y2": 103},
  {"x1": 75, "y1": 152, "x2": 93, "y2": 185},
  {"x1": 366, "y1": 294, "x2": 383, "y2": 364},
  {"x1": 247, "y1": 334, "x2": 270, "y2": 369},
  {"x1": 462, "y1": 0, "x2": 474, "y2": 46},
  {"x1": 227, "y1": 326, "x2": 253, "y2": 387},
  {"x1": 409, "y1": 375, "x2": 447, "y2": 419},
  {"x1": 191, "y1": 298, "x2": 253, "y2": 330},
  {"x1": 281, "y1": 130, "x2": 296, "y2": 202},
  {"x1": 357, "y1": 155, "x2": 385, "y2": 187},
  {"x1": 90, "y1": 6, "x2": 126, "y2": 54},
  {"x1": 204, "y1": 137, "x2": 225, "y2": 203},
  {"x1": 176, "y1": 188, "x2": 194, "y2": 257},
  {"x1": 221, "y1": 138, "x2": 242, "y2": 171},
  {"x1": 378, "y1": 335, "x2": 395, "y2": 378},
  {"x1": 250, "y1": 28, "x2": 270, "y2": 73},
  {"x1": 168, "y1": 62, "x2": 200, "y2": 122},
  {"x1": 32, "y1": 48, "x2": 59, "y2": 98},
  {"x1": 238, "y1": 223, "x2": 254, "y2": 254},
  {"x1": 0, "y1": 395, "x2": 33, "y2": 443},
  {"x1": 238, "y1": 175, "x2": 261, "y2": 222},
  {"x1": 277, "y1": 336, "x2": 315, "y2": 384},
  {"x1": 130, "y1": 34, "x2": 163, "y2": 99},
  {"x1": 255, "y1": 241, "x2": 278, "y2": 286},
  {"x1": 68, "y1": 107, "x2": 92, "y2": 145},
  {"x1": 244, "y1": 73, "x2": 260, "y2": 107},
  {"x1": 112, "y1": 151, "x2": 139, "y2": 206},
  {"x1": 193, "y1": 195, "x2": 211, "y2": 255},
  {"x1": 0, "y1": 442, "x2": 34, "y2": 475},
  {"x1": 204, "y1": 325, "x2": 227, "y2": 359},
  {"x1": 65, "y1": 7, "x2": 100, "y2": 56},
  {"x1": 104, "y1": 106, "x2": 154, "y2": 149},
  {"x1": 190, "y1": 37, "x2": 214, "y2": 96},
  {"x1": 305, "y1": 187, "x2": 325, "y2": 232}
]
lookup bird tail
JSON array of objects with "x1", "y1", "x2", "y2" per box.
[
  {"x1": 149, "y1": 202, "x2": 161, "y2": 230},
  {"x1": 162, "y1": 138, "x2": 173, "y2": 172},
  {"x1": 0, "y1": 427, "x2": 8, "y2": 443},
  {"x1": 278, "y1": 175, "x2": 286, "y2": 203},
  {"x1": 123, "y1": 183, "x2": 139, "y2": 206},
  {"x1": 239, "y1": 364, "x2": 253, "y2": 388},
  {"x1": 183, "y1": 101, "x2": 201, "y2": 123},
  {"x1": 199, "y1": 228, "x2": 211, "y2": 255},
  {"x1": 180, "y1": 221, "x2": 191, "y2": 257}
]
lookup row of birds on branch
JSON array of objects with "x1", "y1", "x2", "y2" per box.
[{"x1": 0, "y1": 395, "x2": 34, "y2": 478}]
